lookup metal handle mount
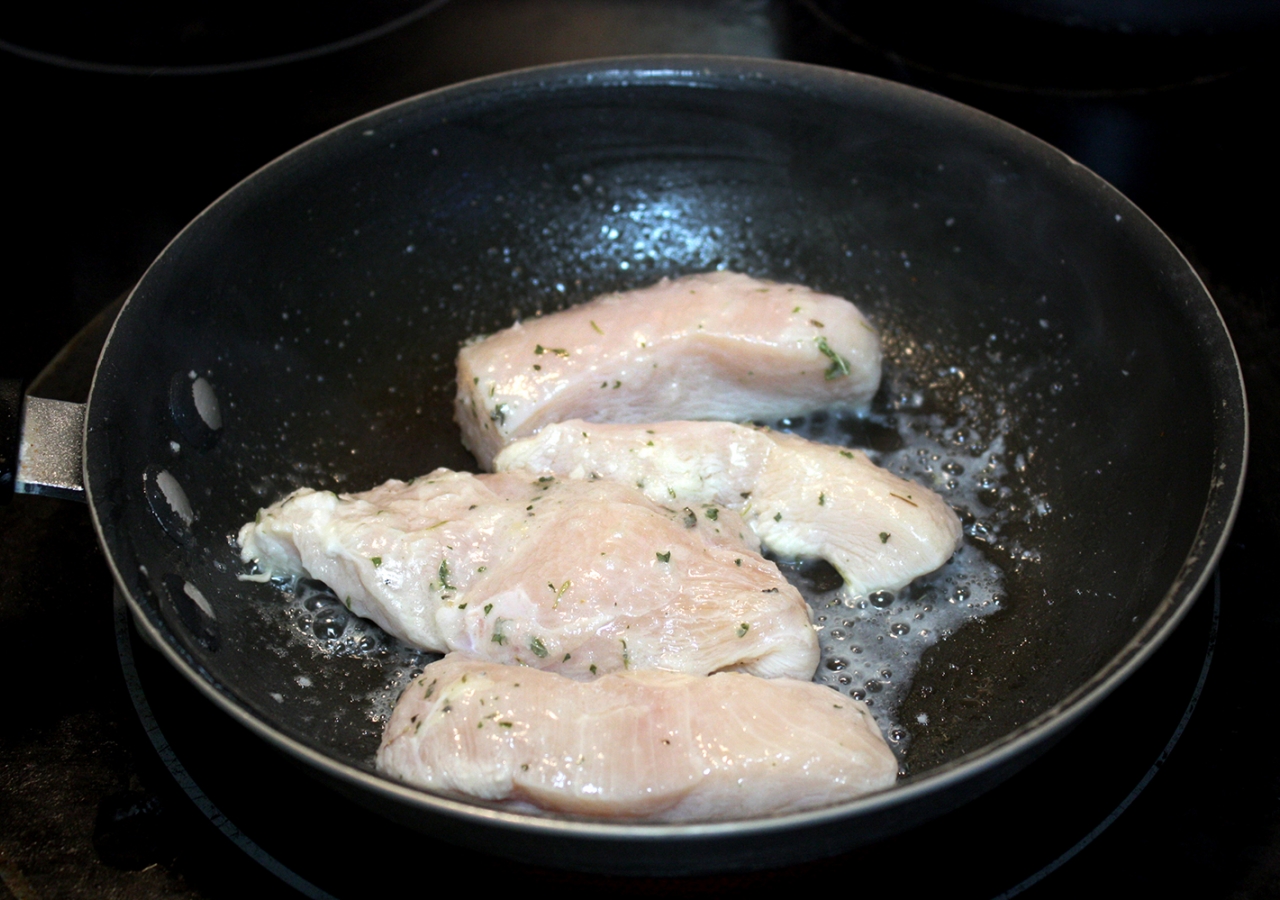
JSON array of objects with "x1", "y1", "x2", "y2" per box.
[{"x1": 0, "y1": 378, "x2": 86, "y2": 504}]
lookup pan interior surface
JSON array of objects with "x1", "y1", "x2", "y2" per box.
[{"x1": 84, "y1": 59, "x2": 1245, "y2": 868}]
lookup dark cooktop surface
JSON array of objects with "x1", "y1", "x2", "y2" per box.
[{"x1": 3, "y1": 2, "x2": 1278, "y2": 896}]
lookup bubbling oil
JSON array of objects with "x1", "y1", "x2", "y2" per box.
[
  {"x1": 774, "y1": 423, "x2": 1006, "y2": 759},
  {"x1": 279, "y1": 578, "x2": 438, "y2": 731},
  {"x1": 762, "y1": 336, "x2": 1022, "y2": 758}
]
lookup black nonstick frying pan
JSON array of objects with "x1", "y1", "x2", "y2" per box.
[{"x1": 1, "y1": 57, "x2": 1246, "y2": 875}]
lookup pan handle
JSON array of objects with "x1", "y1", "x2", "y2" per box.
[{"x1": 0, "y1": 379, "x2": 86, "y2": 504}]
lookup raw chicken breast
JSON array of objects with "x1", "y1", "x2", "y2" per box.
[
  {"x1": 378, "y1": 655, "x2": 897, "y2": 821},
  {"x1": 239, "y1": 470, "x2": 818, "y2": 679},
  {"x1": 496, "y1": 420, "x2": 962, "y2": 596},
  {"x1": 455, "y1": 272, "x2": 881, "y2": 469}
]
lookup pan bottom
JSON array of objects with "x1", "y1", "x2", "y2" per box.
[{"x1": 113, "y1": 574, "x2": 1218, "y2": 895}]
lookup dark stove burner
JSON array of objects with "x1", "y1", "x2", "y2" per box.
[
  {"x1": 114, "y1": 575, "x2": 1219, "y2": 897},
  {"x1": 0, "y1": 1, "x2": 445, "y2": 74},
  {"x1": 793, "y1": 0, "x2": 1280, "y2": 93}
]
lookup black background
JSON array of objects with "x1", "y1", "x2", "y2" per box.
[{"x1": 2, "y1": 1, "x2": 1279, "y2": 896}]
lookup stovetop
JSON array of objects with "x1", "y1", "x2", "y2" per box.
[{"x1": 3, "y1": 2, "x2": 1278, "y2": 896}]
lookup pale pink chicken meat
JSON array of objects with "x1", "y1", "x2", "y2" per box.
[
  {"x1": 495, "y1": 420, "x2": 962, "y2": 596},
  {"x1": 377, "y1": 655, "x2": 897, "y2": 821},
  {"x1": 238, "y1": 470, "x2": 819, "y2": 680},
  {"x1": 454, "y1": 271, "x2": 882, "y2": 469}
]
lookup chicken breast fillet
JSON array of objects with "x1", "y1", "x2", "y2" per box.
[
  {"x1": 378, "y1": 655, "x2": 897, "y2": 821},
  {"x1": 239, "y1": 470, "x2": 819, "y2": 680},
  {"x1": 455, "y1": 271, "x2": 881, "y2": 469},
  {"x1": 496, "y1": 420, "x2": 962, "y2": 596}
]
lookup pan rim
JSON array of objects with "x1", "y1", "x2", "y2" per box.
[{"x1": 82, "y1": 54, "x2": 1249, "y2": 857}]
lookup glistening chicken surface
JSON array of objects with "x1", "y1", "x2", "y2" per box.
[
  {"x1": 239, "y1": 470, "x2": 820, "y2": 680},
  {"x1": 377, "y1": 655, "x2": 898, "y2": 821},
  {"x1": 454, "y1": 271, "x2": 882, "y2": 469},
  {"x1": 496, "y1": 419, "x2": 963, "y2": 596}
]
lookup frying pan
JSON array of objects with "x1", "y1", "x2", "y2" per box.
[{"x1": 1, "y1": 57, "x2": 1246, "y2": 875}]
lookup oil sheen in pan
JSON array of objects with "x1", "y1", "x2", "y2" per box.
[{"x1": 259, "y1": 345, "x2": 1033, "y2": 770}]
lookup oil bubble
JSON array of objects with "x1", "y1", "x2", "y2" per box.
[{"x1": 313, "y1": 609, "x2": 348, "y2": 640}]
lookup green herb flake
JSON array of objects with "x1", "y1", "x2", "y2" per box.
[
  {"x1": 840, "y1": 450, "x2": 854, "y2": 459},
  {"x1": 458, "y1": 603, "x2": 467, "y2": 609},
  {"x1": 774, "y1": 512, "x2": 783, "y2": 522},
  {"x1": 819, "y1": 493, "x2": 827, "y2": 506},
  {"x1": 682, "y1": 508, "x2": 697, "y2": 528},
  {"x1": 438, "y1": 559, "x2": 454, "y2": 590},
  {"x1": 424, "y1": 679, "x2": 437, "y2": 699},
  {"x1": 344, "y1": 595, "x2": 353, "y2": 610},
  {"x1": 736, "y1": 623, "x2": 750, "y2": 638},
  {"x1": 879, "y1": 531, "x2": 891, "y2": 543},
  {"x1": 532, "y1": 363, "x2": 541, "y2": 370},
  {"x1": 563, "y1": 653, "x2": 571, "y2": 662},
  {"x1": 370, "y1": 556, "x2": 383, "y2": 567},
  {"x1": 809, "y1": 319, "x2": 825, "y2": 328},
  {"x1": 815, "y1": 335, "x2": 851, "y2": 380},
  {"x1": 656, "y1": 551, "x2": 671, "y2": 563},
  {"x1": 735, "y1": 558, "x2": 742, "y2": 566},
  {"x1": 491, "y1": 402, "x2": 509, "y2": 425},
  {"x1": 704, "y1": 507, "x2": 719, "y2": 520},
  {"x1": 590, "y1": 320, "x2": 604, "y2": 335},
  {"x1": 484, "y1": 603, "x2": 494, "y2": 615},
  {"x1": 491, "y1": 619, "x2": 507, "y2": 645},
  {"x1": 530, "y1": 636, "x2": 549, "y2": 658},
  {"x1": 590, "y1": 664, "x2": 598, "y2": 675}
]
